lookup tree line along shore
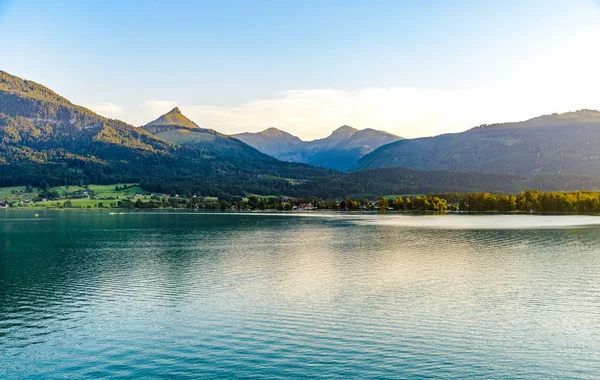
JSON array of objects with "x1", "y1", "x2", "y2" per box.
[{"x1": 3, "y1": 184, "x2": 600, "y2": 214}]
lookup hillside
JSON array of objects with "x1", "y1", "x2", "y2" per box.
[
  {"x1": 142, "y1": 107, "x2": 200, "y2": 133},
  {"x1": 5, "y1": 69, "x2": 600, "y2": 200},
  {"x1": 142, "y1": 107, "x2": 271, "y2": 160},
  {"x1": 234, "y1": 125, "x2": 402, "y2": 171},
  {"x1": 303, "y1": 166, "x2": 600, "y2": 199},
  {"x1": 355, "y1": 110, "x2": 600, "y2": 176},
  {"x1": 0, "y1": 70, "x2": 332, "y2": 198},
  {"x1": 234, "y1": 128, "x2": 303, "y2": 159}
]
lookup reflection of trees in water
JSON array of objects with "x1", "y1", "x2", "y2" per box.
[{"x1": 2, "y1": 212, "x2": 600, "y2": 355}]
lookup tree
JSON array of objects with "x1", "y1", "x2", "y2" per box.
[
  {"x1": 377, "y1": 197, "x2": 388, "y2": 210},
  {"x1": 394, "y1": 196, "x2": 404, "y2": 210}
]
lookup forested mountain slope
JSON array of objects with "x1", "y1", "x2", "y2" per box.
[
  {"x1": 0, "y1": 70, "x2": 332, "y2": 198},
  {"x1": 355, "y1": 110, "x2": 600, "y2": 176},
  {"x1": 4, "y1": 69, "x2": 600, "y2": 199},
  {"x1": 303, "y1": 166, "x2": 600, "y2": 199}
]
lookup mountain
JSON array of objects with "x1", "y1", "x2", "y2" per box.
[
  {"x1": 234, "y1": 125, "x2": 402, "y2": 171},
  {"x1": 233, "y1": 128, "x2": 303, "y2": 159},
  {"x1": 142, "y1": 106, "x2": 200, "y2": 132},
  {"x1": 299, "y1": 166, "x2": 600, "y2": 199},
  {"x1": 355, "y1": 110, "x2": 600, "y2": 176},
  {"x1": 142, "y1": 107, "x2": 269, "y2": 160},
  {"x1": 0, "y1": 69, "x2": 173, "y2": 172},
  {"x1": 5, "y1": 69, "x2": 600, "y2": 199},
  {"x1": 0, "y1": 70, "x2": 332, "y2": 198}
]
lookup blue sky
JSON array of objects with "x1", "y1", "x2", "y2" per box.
[{"x1": 1, "y1": 0, "x2": 600, "y2": 139}]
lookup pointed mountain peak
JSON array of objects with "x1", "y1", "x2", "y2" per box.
[
  {"x1": 263, "y1": 127, "x2": 281, "y2": 133},
  {"x1": 337, "y1": 125, "x2": 357, "y2": 131},
  {"x1": 354, "y1": 128, "x2": 401, "y2": 138},
  {"x1": 329, "y1": 125, "x2": 358, "y2": 138},
  {"x1": 261, "y1": 127, "x2": 291, "y2": 137},
  {"x1": 143, "y1": 107, "x2": 199, "y2": 130}
]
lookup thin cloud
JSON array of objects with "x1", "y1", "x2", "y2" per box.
[
  {"x1": 177, "y1": 86, "x2": 600, "y2": 140},
  {"x1": 101, "y1": 82, "x2": 600, "y2": 140},
  {"x1": 84, "y1": 102, "x2": 124, "y2": 118},
  {"x1": 142, "y1": 100, "x2": 178, "y2": 111}
]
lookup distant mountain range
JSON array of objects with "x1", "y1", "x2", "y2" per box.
[
  {"x1": 4, "y1": 69, "x2": 600, "y2": 198},
  {"x1": 0, "y1": 70, "x2": 331, "y2": 198},
  {"x1": 356, "y1": 110, "x2": 600, "y2": 176},
  {"x1": 234, "y1": 126, "x2": 402, "y2": 171}
]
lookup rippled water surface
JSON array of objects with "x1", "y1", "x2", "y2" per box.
[{"x1": 1, "y1": 210, "x2": 599, "y2": 379}]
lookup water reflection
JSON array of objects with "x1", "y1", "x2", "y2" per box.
[{"x1": 1, "y1": 211, "x2": 599, "y2": 378}]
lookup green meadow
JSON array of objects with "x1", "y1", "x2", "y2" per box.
[{"x1": 0, "y1": 184, "x2": 152, "y2": 208}]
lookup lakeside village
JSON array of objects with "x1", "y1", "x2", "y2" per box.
[
  {"x1": 4, "y1": 184, "x2": 600, "y2": 214},
  {"x1": 0, "y1": 184, "x2": 449, "y2": 212}
]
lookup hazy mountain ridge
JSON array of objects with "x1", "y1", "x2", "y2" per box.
[
  {"x1": 5, "y1": 69, "x2": 600, "y2": 198},
  {"x1": 234, "y1": 125, "x2": 402, "y2": 171},
  {"x1": 355, "y1": 110, "x2": 600, "y2": 176},
  {"x1": 231, "y1": 127, "x2": 303, "y2": 160}
]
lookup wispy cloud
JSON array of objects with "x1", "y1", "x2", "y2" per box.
[
  {"x1": 81, "y1": 0, "x2": 600, "y2": 140},
  {"x1": 141, "y1": 100, "x2": 178, "y2": 112},
  {"x1": 175, "y1": 84, "x2": 600, "y2": 140},
  {"x1": 97, "y1": 79, "x2": 600, "y2": 140},
  {"x1": 84, "y1": 102, "x2": 124, "y2": 118},
  {"x1": 125, "y1": 0, "x2": 600, "y2": 139}
]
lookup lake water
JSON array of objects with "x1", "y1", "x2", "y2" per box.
[{"x1": 1, "y1": 210, "x2": 599, "y2": 379}]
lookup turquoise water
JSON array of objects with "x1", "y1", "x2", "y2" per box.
[{"x1": 1, "y1": 210, "x2": 599, "y2": 379}]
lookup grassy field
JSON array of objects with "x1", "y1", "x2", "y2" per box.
[
  {"x1": 0, "y1": 186, "x2": 38, "y2": 202},
  {"x1": 51, "y1": 184, "x2": 146, "y2": 196},
  {"x1": 1, "y1": 183, "x2": 301, "y2": 209},
  {"x1": 0, "y1": 183, "x2": 153, "y2": 208},
  {"x1": 0, "y1": 183, "x2": 236, "y2": 209},
  {"x1": 36, "y1": 199, "x2": 111, "y2": 208}
]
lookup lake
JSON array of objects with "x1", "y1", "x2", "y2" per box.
[{"x1": 1, "y1": 210, "x2": 599, "y2": 379}]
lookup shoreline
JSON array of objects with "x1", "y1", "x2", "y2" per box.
[{"x1": 2, "y1": 208, "x2": 599, "y2": 216}]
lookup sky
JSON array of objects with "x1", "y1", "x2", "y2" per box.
[{"x1": 1, "y1": 0, "x2": 600, "y2": 140}]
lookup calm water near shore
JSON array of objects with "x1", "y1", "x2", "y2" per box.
[{"x1": 1, "y1": 210, "x2": 599, "y2": 378}]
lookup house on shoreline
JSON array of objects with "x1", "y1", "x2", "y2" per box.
[{"x1": 293, "y1": 203, "x2": 315, "y2": 211}]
